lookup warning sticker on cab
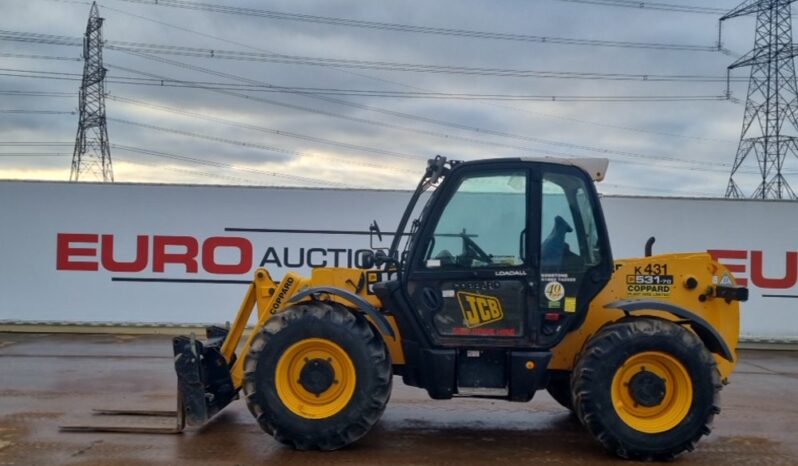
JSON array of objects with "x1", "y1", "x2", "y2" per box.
[{"x1": 564, "y1": 297, "x2": 576, "y2": 313}]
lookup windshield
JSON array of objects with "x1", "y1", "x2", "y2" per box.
[{"x1": 422, "y1": 171, "x2": 527, "y2": 268}]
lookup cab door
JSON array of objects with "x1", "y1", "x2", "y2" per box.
[
  {"x1": 403, "y1": 166, "x2": 539, "y2": 347},
  {"x1": 536, "y1": 166, "x2": 613, "y2": 347}
]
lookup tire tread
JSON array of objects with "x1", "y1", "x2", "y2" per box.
[
  {"x1": 243, "y1": 301, "x2": 392, "y2": 450},
  {"x1": 571, "y1": 317, "x2": 722, "y2": 461}
]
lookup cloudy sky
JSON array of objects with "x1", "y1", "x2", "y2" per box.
[{"x1": 0, "y1": 0, "x2": 777, "y2": 196}]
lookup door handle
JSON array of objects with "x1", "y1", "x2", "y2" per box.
[{"x1": 519, "y1": 228, "x2": 527, "y2": 260}]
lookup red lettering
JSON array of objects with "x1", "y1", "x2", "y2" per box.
[
  {"x1": 750, "y1": 250, "x2": 798, "y2": 289},
  {"x1": 708, "y1": 249, "x2": 748, "y2": 286},
  {"x1": 202, "y1": 237, "x2": 252, "y2": 274},
  {"x1": 56, "y1": 233, "x2": 98, "y2": 271},
  {"x1": 100, "y1": 234, "x2": 148, "y2": 272},
  {"x1": 153, "y1": 236, "x2": 199, "y2": 273}
]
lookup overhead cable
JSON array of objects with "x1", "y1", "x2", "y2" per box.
[
  {"x1": 99, "y1": 4, "x2": 736, "y2": 145},
  {"x1": 120, "y1": 52, "x2": 739, "y2": 165},
  {"x1": 107, "y1": 0, "x2": 723, "y2": 52},
  {"x1": 0, "y1": 67, "x2": 737, "y2": 102},
  {"x1": 551, "y1": 0, "x2": 726, "y2": 15},
  {"x1": 0, "y1": 30, "x2": 739, "y2": 81}
]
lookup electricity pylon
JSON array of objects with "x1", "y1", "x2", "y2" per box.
[
  {"x1": 722, "y1": 0, "x2": 798, "y2": 199},
  {"x1": 70, "y1": 1, "x2": 113, "y2": 182}
]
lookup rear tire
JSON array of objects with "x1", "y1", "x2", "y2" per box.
[
  {"x1": 243, "y1": 301, "x2": 392, "y2": 450},
  {"x1": 572, "y1": 317, "x2": 721, "y2": 460}
]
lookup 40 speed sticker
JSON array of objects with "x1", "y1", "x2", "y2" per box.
[
  {"x1": 626, "y1": 271, "x2": 674, "y2": 297},
  {"x1": 544, "y1": 281, "x2": 565, "y2": 308},
  {"x1": 544, "y1": 281, "x2": 565, "y2": 301}
]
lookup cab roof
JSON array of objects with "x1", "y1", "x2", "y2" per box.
[{"x1": 454, "y1": 157, "x2": 609, "y2": 182}]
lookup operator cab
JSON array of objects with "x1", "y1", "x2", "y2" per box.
[
  {"x1": 401, "y1": 157, "x2": 612, "y2": 347},
  {"x1": 374, "y1": 156, "x2": 613, "y2": 399}
]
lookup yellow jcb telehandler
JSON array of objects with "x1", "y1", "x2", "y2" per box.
[{"x1": 64, "y1": 156, "x2": 747, "y2": 460}]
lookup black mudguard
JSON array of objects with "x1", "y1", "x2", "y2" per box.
[
  {"x1": 288, "y1": 286, "x2": 395, "y2": 338},
  {"x1": 605, "y1": 299, "x2": 735, "y2": 362}
]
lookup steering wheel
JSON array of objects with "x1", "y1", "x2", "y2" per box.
[{"x1": 460, "y1": 232, "x2": 492, "y2": 265}]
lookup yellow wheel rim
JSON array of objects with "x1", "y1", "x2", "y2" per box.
[
  {"x1": 611, "y1": 351, "x2": 693, "y2": 434},
  {"x1": 275, "y1": 338, "x2": 356, "y2": 419}
]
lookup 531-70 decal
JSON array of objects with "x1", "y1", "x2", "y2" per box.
[{"x1": 626, "y1": 263, "x2": 674, "y2": 297}]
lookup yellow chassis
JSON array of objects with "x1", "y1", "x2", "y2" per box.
[{"x1": 221, "y1": 252, "x2": 740, "y2": 390}]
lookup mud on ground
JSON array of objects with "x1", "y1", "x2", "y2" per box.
[{"x1": 0, "y1": 333, "x2": 796, "y2": 465}]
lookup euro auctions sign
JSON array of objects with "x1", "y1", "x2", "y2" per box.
[
  {"x1": 54, "y1": 234, "x2": 798, "y2": 291},
  {"x1": 707, "y1": 249, "x2": 797, "y2": 290},
  {"x1": 56, "y1": 234, "x2": 255, "y2": 274},
  {"x1": 55, "y1": 233, "x2": 377, "y2": 275},
  {"x1": 2, "y1": 180, "x2": 797, "y2": 341}
]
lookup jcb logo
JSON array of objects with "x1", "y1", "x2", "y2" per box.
[{"x1": 457, "y1": 292, "x2": 504, "y2": 328}]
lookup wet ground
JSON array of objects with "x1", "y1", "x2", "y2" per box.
[{"x1": 0, "y1": 333, "x2": 796, "y2": 465}]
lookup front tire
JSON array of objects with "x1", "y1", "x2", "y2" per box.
[
  {"x1": 572, "y1": 317, "x2": 721, "y2": 460},
  {"x1": 243, "y1": 301, "x2": 392, "y2": 450}
]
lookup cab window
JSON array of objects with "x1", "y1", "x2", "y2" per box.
[
  {"x1": 541, "y1": 172, "x2": 603, "y2": 272},
  {"x1": 424, "y1": 171, "x2": 527, "y2": 268}
]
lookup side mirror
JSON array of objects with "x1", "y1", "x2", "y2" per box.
[{"x1": 373, "y1": 250, "x2": 397, "y2": 268}]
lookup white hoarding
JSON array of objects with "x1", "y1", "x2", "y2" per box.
[{"x1": 1, "y1": 180, "x2": 795, "y2": 340}]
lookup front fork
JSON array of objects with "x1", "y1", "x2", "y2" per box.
[{"x1": 173, "y1": 326, "x2": 238, "y2": 426}]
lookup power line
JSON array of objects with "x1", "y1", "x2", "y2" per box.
[
  {"x1": 106, "y1": 93, "x2": 743, "y2": 175},
  {"x1": 0, "y1": 90, "x2": 77, "y2": 97},
  {"x1": 0, "y1": 142, "x2": 74, "y2": 146},
  {"x1": 0, "y1": 67, "x2": 740, "y2": 101},
  {"x1": 115, "y1": 59, "x2": 723, "y2": 152},
  {"x1": 0, "y1": 52, "x2": 82, "y2": 61},
  {"x1": 0, "y1": 83, "x2": 736, "y2": 175},
  {"x1": 107, "y1": 0, "x2": 723, "y2": 52},
  {"x1": 0, "y1": 2, "x2": 752, "y2": 186},
  {"x1": 551, "y1": 0, "x2": 726, "y2": 15},
  {"x1": 0, "y1": 30, "x2": 736, "y2": 173},
  {"x1": 0, "y1": 109, "x2": 75, "y2": 114},
  {"x1": 106, "y1": 60, "x2": 622, "y2": 161},
  {"x1": 106, "y1": 95, "x2": 421, "y2": 168},
  {"x1": 99, "y1": 3, "x2": 738, "y2": 146},
  {"x1": 104, "y1": 45, "x2": 730, "y2": 80},
  {"x1": 107, "y1": 95, "x2": 741, "y2": 174},
  {"x1": 0, "y1": 152, "x2": 71, "y2": 156},
  {"x1": 107, "y1": 117, "x2": 422, "y2": 177},
  {"x1": 0, "y1": 30, "x2": 739, "y2": 82},
  {"x1": 116, "y1": 54, "x2": 668, "y2": 167},
  {"x1": 119, "y1": 51, "x2": 738, "y2": 170},
  {"x1": 108, "y1": 96, "x2": 748, "y2": 177},
  {"x1": 5, "y1": 65, "x2": 748, "y2": 88},
  {"x1": 100, "y1": 1, "x2": 560, "y2": 100}
]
